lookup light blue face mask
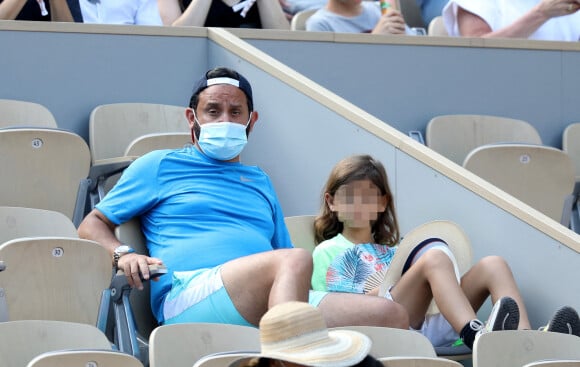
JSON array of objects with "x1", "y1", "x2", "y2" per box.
[{"x1": 197, "y1": 120, "x2": 250, "y2": 161}]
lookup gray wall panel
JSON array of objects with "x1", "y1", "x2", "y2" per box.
[
  {"x1": 244, "y1": 39, "x2": 580, "y2": 148},
  {"x1": 0, "y1": 30, "x2": 207, "y2": 140}
]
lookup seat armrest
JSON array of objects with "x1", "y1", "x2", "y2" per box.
[
  {"x1": 408, "y1": 130, "x2": 425, "y2": 144},
  {"x1": 88, "y1": 157, "x2": 138, "y2": 188},
  {"x1": 98, "y1": 264, "x2": 166, "y2": 365}
]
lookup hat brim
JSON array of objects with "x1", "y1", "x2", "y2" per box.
[
  {"x1": 378, "y1": 220, "x2": 473, "y2": 314},
  {"x1": 195, "y1": 330, "x2": 371, "y2": 367}
]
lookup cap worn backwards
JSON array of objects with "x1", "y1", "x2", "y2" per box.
[{"x1": 191, "y1": 68, "x2": 254, "y2": 110}]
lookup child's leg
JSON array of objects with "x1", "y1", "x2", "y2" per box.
[
  {"x1": 389, "y1": 248, "x2": 477, "y2": 332},
  {"x1": 459, "y1": 255, "x2": 531, "y2": 329}
]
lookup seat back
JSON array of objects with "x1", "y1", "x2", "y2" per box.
[
  {"x1": 26, "y1": 350, "x2": 144, "y2": 367},
  {"x1": 193, "y1": 352, "x2": 263, "y2": 367},
  {"x1": 284, "y1": 215, "x2": 316, "y2": 252},
  {"x1": 426, "y1": 115, "x2": 542, "y2": 166},
  {"x1": 473, "y1": 330, "x2": 580, "y2": 367},
  {"x1": 95, "y1": 132, "x2": 193, "y2": 194},
  {"x1": 0, "y1": 320, "x2": 112, "y2": 367},
  {"x1": 463, "y1": 144, "x2": 576, "y2": 223},
  {"x1": 0, "y1": 99, "x2": 57, "y2": 128},
  {"x1": 0, "y1": 237, "x2": 111, "y2": 324},
  {"x1": 124, "y1": 132, "x2": 192, "y2": 156},
  {"x1": 428, "y1": 16, "x2": 447, "y2": 36},
  {"x1": 331, "y1": 326, "x2": 436, "y2": 358},
  {"x1": 149, "y1": 323, "x2": 260, "y2": 367},
  {"x1": 0, "y1": 128, "x2": 91, "y2": 221},
  {"x1": 380, "y1": 356, "x2": 463, "y2": 366},
  {"x1": 290, "y1": 8, "x2": 317, "y2": 30},
  {"x1": 115, "y1": 217, "x2": 158, "y2": 339},
  {"x1": 562, "y1": 122, "x2": 580, "y2": 182},
  {"x1": 89, "y1": 103, "x2": 189, "y2": 164},
  {"x1": 0, "y1": 206, "x2": 78, "y2": 244},
  {"x1": 523, "y1": 361, "x2": 580, "y2": 367}
]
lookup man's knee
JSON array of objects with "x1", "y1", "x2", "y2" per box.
[{"x1": 278, "y1": 247, "x2": 313, "y2": 273}]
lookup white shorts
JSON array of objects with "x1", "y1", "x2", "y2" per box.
[{"x1": 383, "y1": 288, "x2": 458, "y2": 347}]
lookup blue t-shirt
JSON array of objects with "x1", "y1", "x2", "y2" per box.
[{"x1": 96, "y1": 146, "x2": 293, "y2": 321}]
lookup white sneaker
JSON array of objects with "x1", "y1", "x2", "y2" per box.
[{"x1": 480, "y1": 296, "x2": 520, "y2": 335}]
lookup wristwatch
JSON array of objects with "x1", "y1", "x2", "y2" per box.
[{"x1": 113, "y1": 244, "x2": 135, "y2": 268}]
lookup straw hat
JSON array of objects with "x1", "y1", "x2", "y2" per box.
[
  {"x1": 378, "y1": 220, "x2": 473, "y2": 314},
  {"x1": 193, "y1": 302, "x2": 372, "y2": 367}
]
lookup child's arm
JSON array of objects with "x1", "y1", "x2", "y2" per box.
[{"x1": 311, "y1": 247, "x2": 333, "y2": 291}]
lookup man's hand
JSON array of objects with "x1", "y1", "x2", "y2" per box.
[
  {"x1": 117, "y1": 253, "x2": 164, "y2": 291},
  {"x1": 372, "y1": 10, "x2": 406, "y2": 35},
  {"x1": 535, "y1": 0, "x2": 580, "y2": 19}
]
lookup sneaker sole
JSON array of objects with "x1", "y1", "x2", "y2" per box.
[
  {"x1": 489, "y1": 297, "x2": 520, "y2": 331},
  {"x1": 547, "y1": 306, "x2": 580, "y2": 337}
]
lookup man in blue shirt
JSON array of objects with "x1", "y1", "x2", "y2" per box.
[{"x1": 78, "y1": 67, "x2": 408, "y2": 329}]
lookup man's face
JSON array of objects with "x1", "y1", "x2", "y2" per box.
[{"x1": 191, "y1": 84, "x2": 251, "y2": 127}]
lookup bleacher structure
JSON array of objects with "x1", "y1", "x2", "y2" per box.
[{"x1": 1, "y1": 16, "x2": 580, "y2": 367}]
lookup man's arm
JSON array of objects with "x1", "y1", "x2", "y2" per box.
[
  {"x1": 78, "y1": 209, "x2": 122, "y2": 255},
  {"x1": 78, "y1": 209, "x2": 163, "y2": 290},
  {"x1": 457, "y1": 0, "x2": 580, "y2": 39}
]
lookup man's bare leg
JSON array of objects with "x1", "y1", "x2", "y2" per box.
[{"x1": 221, "y1": 248, "x2": 313, "y2": 325}]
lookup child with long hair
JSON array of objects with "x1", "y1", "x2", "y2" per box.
[{"x1": 312, "y1": 154, "x2": 579, "y2": 349}]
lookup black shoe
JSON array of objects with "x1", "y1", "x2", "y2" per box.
[
  {"x1": 542, "y1": 306, "x2": 580, "y2": 337},
  {"x1": 483, "y1": 296, "x2": 520, "y2": 332}
]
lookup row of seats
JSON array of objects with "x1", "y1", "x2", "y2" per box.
[
  {"x1": 0, "y1": 218, "x2": 580, "y2": 367},
  {"x1": 3, "y1": 99, "x2": 579, "y2": 233},
  {"x1": 0, "y1": 99, "x2": 192, "y2": 226},
  {"x1": 415, "y1": 114, "x2": 580, "y2": 230},
  {"x1": 0, "y1": 206, "x2": 456, "y2": 366},
  {"x1": 3, "y1": 206, "x2": 579, "y2": 366},
  {"x1": 290, "y1": 4, "x2": 447, "y2": 36},
  {"x1": 2, "y1": 101, "x2": 579, "y2": 365}
]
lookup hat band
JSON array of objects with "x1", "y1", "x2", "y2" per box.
[
  {"x1": 261, "y1": 328, "x2": 329, "y2": 352},
  {"x1": 206, "y1": 77, "x2": 240, "y2": 88},
  {"x1": 401, "y1": 237, "x2": 448, "y2": 275}
]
